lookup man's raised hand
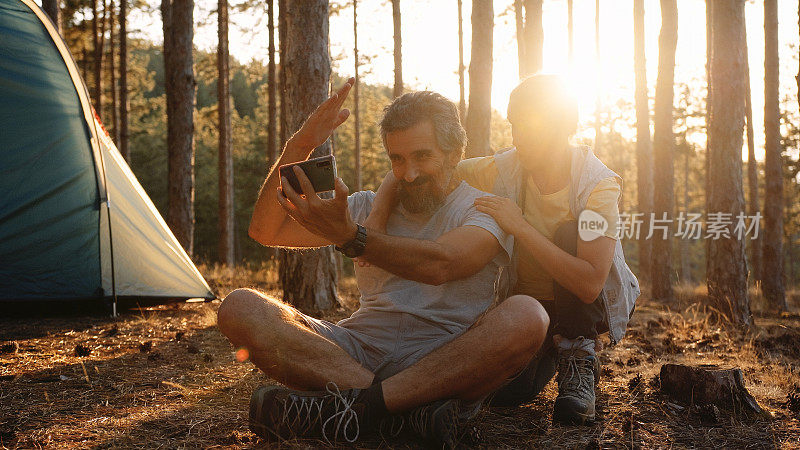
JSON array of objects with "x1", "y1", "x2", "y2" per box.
[{"x1": 291, "y1": 78, "x2": 355, "y2": 151}]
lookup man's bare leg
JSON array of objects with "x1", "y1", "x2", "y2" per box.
[
  {"x1": 217, "y1": 288, "x2": 374, "y2": 391},
  {"x1": 381, "y1": 295, "x2": 549, "y2": 413}
]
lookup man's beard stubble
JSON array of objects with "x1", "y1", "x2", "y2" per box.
[{"x1": 397, "y1": 175, "x2": 448, "y2": 215}]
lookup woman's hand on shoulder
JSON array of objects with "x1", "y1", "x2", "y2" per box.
[{"x1": 473, "y1": 195, "x2": 528, "y2": 236}]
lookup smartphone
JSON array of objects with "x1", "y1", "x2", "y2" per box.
[{"x1": 279, "y1": 155, "x2": 337, "y2": 195}]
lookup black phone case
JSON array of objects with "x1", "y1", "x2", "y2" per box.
[{"x1": 279, "y1": 155, "x2": 337, "y2": 194}]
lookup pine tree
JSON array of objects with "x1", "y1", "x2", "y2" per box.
[
  {"x1": 633, "y1": 0, "x2": 652, "y2": 282},
  {"x1": 218, "y1": 0, "x2": 234, "y2": 266},
  {"x1": 278, "y1": 0, "x2": 339, "y2": 311},
  {"x1": 161, "y1": 0, "x2": 196, "y2": 255},
  {"x1": 392, "y1": 0, "x2": 402, "y2": 98},
  {"x1": 464, "y1": 0, "x2": 493, "y2": 158},
  {"x1": 707, "y1": 0, "x2": 751, "y2": 325},
  {"x1": 762, "y1": 0, "x2": 787, "y2": 310},
  {"x1": 651, "y1": 0, "x2": 677, "y2": 301}
]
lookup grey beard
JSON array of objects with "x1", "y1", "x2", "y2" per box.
[{"x1": 397, "y1": 183, "x2": 445, "y2": 215}]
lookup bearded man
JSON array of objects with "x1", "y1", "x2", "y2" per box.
[{"x1": 217, "y1": 80, "x2": 549, "y2": 447}]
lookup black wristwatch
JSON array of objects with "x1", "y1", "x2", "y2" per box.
[{"x1": 335, "y1": 224, "x2": 367, "y2": 258}]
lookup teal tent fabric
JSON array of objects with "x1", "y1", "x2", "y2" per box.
[{"x1": 0, "y1": 0, "x2": 102, "y2": 299}]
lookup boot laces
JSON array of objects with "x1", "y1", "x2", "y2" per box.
[
  {"x1": 280, "y1": 382, "x2": 361, "y2": 444},
  {"x1": 558, "y1": 352, "x2": 594, "y2": 395}
]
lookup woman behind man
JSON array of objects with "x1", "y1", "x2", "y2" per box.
[{"x1": 365, "y1": 74, "x2": 639, "y2": 425}]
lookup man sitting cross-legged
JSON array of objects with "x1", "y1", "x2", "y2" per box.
[{"x1": 217, "y1": 79, "x2": 549, "y2": 447}]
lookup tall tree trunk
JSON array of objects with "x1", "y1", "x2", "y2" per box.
[
  {"x1": 464, "y1": 0, "x2": 493, "y2": 159},
  {"x1": 278, "y1": 0, "x2": 339, "y2": 312},
  {"x1": 278, "y1": 0, "x2": 287, "y2": 150},
  {"x1": 567, "y1": 0, "x2": 574, "y2": 66},
  {"x1": 109, "y1": 0, "x2": 119, "y2": 143},
  {"x1": 353, "y1": 0, "x2": 361, "y2": 191},
  {"x1": 705, "y1": 0, "x2": 712, "y2": 213},
  {"x1": 762, "y1": 0, "x2": 786, "y2": 310},
  {"x1": 457, "y1": 0, "x2": 466, "y2": 120},
  {"x1": 651, "y1": 0, "x2": 677, "y2": 302},
  {"x1": 161, "y1": 0, "x2": 196, "y2": 255},
  {"x1": 42, "y1": 0, "x2": 61, "y2": 34},
  {"x1": 82, "y1": 46, "x2": 88, "y2": 88},
  {"x1": 119, "y1": 0, "x2": 129, "y2": 162},
  {"x1": 633, "y1": 0, "x2": 652, "y2": 283},
  {"x1": 594, "y1": 0, "x2": 601, "y2": 154},
  {"x1": 520, "y1": 0, "x2": 542, "y2": 77},
  {"x1": 94, "y1": 0, "x2": 107, "y2": 118},
  {"x1": 217, "y1": 0, "x2": 234, "y2": 266},
  {"x1": 681, "y1": 149, "x2": 691, "y2": 283},
  {"x1": 457, "y1": 0, "x2": 467, "y2": 122},
  {"x1": 744, "y1": 24, "x2": 760, "y2": 284},
  {"x1": 707, "y1": 0, "x2": 750, "y2": 325},
  {"x1": 392, "y1": 0, "x2": 402, "y2": 98},
  {"x1": 267, "y1": 0, "x2": 277, "y2": 164},
  {"x1": 514, "y1": 0, "x2": 525, "y2": 79},
  {"x1": 91, "y1": 0, "x2": 99, "y2": 109}
]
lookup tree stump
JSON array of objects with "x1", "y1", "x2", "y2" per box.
[{"x1": 659, "y1": 363, "x2": 763, "y2": 415}]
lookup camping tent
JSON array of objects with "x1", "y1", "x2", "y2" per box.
[{"x1": 0, "y1": 0, "x2": 215, "y2": 311}]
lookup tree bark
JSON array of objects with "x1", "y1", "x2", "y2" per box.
[
  {"x1": 94, "y1": 0, "x2": 107, "y2": 118},
  {"x1": 109, "y1": 0, "x2": 119, "y2": 143},
  {"x1": 743, "y1": 24, "x2": 760, "y2": 284},
  {"x1": 119, "y1": 0, "x2": 129, "y2": 162},
  {"x1": 651, "y1": 0, "x2": 677, "y2": 302},
  {"x1": 457, "y1": 0, "x2": 466, "y2": 120},
  {"x1": 42, "y1": 0, "x2": 61, "y2": 35},
  {"x1": 217, "y1": 0, "x2": 234, "y2": 266},
  {"x1": 705, "y1": 0, "x2": 712, "y2": 214},
  {"x1": 707, "y1": 0, "x2": 750, "y2": 325},
  {"x1": 353, "y1": 0, "x2": 361, "y2": 191},
  {"x1": 392, "y1": 0, "x2": 402, "y2": 98},
  {"x1": 567, "y1": 0, "x2": 573, "y2": 66},
  {"x1": 161, "y1": 0, "x2": 196, "y2": 256},
  {"x1": 267, "y1": 0, "x2": 277, "y2": 164},
  {"x1": 594, "y1": 0, "x2": 601, "y2": 154},
  {"x1": 520, "y1": 0, "x2": 542, "y2": 77},
  {"x1": 278, "y1": 0, "x2": 339, "y2": 312},
  {"x1": 681, "y1": 149, "x2": 691, "y2": 283},
  {"x1": 514, "y1": 0, "x2": 525, "y2": 79},
  {"x1": 464, "y1": 0, "x2": 493, "y2": 159},
  {"x1": 762, "y1": 0, "x2": 786, "y2": 310},
  {"x1": 278, "y1": 0, "x2": 287, "y2": 149},
  {"x1": 633, "y1": 0, "x2": 652, "y2": 283},
  {"x1": 659, "y1": 364, "x2": 763, "y2": 415}
]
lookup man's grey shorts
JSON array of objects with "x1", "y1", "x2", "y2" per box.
[{"x1": 299, "y1": 310, "x2": 465, "y2": 381}]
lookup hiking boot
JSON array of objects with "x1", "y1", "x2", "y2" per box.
[
  {"x1": 379, "y1": 399, "x2": 462, "y2": 449},
  {"x1": 249, "y1": 382, "x2": 367, "y2": 444},
  {"x1": 552, "y1": 336, "x2": 598, "y2": 425}
]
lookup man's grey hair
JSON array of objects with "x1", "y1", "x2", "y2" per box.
[{"x1": 379, "y1": 91, "x2": 467, "y2": 158}]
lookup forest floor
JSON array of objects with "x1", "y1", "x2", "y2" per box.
[{"x1": 2, "y1": 264, "x2": 800, "y2": 449}]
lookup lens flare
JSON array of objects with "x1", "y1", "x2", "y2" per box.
[{"x1": 235, "y1": 348, "x2": 249, "y2": 362}]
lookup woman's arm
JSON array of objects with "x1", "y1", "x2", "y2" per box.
[
  {"x1": 473, "y1": 196, "x2": 615, "y2": 303},
  {"x1": 361, "y1": 171, "x2": 399, "y2": 233}
]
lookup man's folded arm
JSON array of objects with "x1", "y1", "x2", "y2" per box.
[{"x1": 360, "y1": 225, "x2": 504, "y2": 285}]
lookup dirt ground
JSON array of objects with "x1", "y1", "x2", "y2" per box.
[{"x1": 2, "y1": 264, "x2": 800, "y2": 449}]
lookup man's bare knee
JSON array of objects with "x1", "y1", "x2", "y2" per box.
[
  {"x1": 217, "y1": 288, "x2": 285, "y2": 343},
  {"x1": 499, "y1": 295, "x2": 550, "y2": 354}
]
